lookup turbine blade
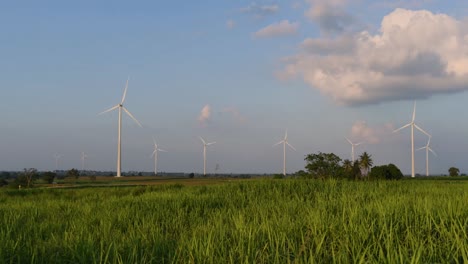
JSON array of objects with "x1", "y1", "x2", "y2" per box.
[
  {"x1": 286, "y1": 142, "x2": 296, "y2": 151},
  {"x1": 199, "y1": 137, "x2": 206, "y2": 145},
  {"x1": 355, "y1": 142, "x2": 364, "y2": 146},
  {"x1": 273, "y1": 141, "x2": 283, "y2": 147},
  {"x1": 207, "y1": 142, "x2": 216, "y2": 146},
  {"x1": 158, "y1": 149, "x2": 168, "y2": 152},
  {"x1": 346, "y1": 138, "x2": 353, "y2": 145},
  {"x1": 414, "y1": 124, "x2": 430, "y2": 137},
  {"x1": 416, "y1": 147, "x2": 425, "y2": 151},
  {"x1": 428, "y1": 147, "x2": 437, "y2": 156},
  {"x1": 152, "y1": 136, "x2": 157, "y2": 146},
  {"x1": 284, "y1": 130, "x2": 288, "y2": 140},
  {"x1": 412, "y1": 101, "x2": 416, "y2": 122},
  {"x1": 151, "y1": 150, "x2": 156, "y2": 157},
  {"x1": 122, "y1": 107, "x2": 142, "y2": 127},
  {"x1": 99, "y1": 105, "x2": 119, "y2": 115},
  {"x1": 121, "y1": 79, "x2": 129, "y2": 104},
  {"x1": 393, "y1": 123, "x2": 411, "y2": 133}
]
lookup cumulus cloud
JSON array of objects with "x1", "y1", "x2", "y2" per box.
[
  {"x1": 241, "y1": 3, "x2": 279, "y2": 18},
  {"x1": 280, "y1": 8, "x2": 468, "y2": 105},
  {"x1": 254, "y1": 20, "x2": 299, "y2": 38},
  {"x1": 350, "y1": 121, "x2": 394, "y2": 144},
  {"x1": 197, "y1": 105, "x2": 211, "y2": 126},
  {"x1": 305, "y1": 0, "x2": 356, "y2": 34}
]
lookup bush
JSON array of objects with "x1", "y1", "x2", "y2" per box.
[
  {"x1": 42, "y1": 171, "x2": 57, "y2": 184},
  {"x1": 369, "y1": 164, "x2": 403, "y2": 180}
]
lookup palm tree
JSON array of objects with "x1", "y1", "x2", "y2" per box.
[
  {"x1": 342, "y1": 159, "x2": 353, "y2": 178},
  {"x1": 359, "y1": 152, "x2": 373, "y2": 177}
]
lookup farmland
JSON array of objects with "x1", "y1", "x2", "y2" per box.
[{"x1": 1, "y1": 178, "x2": 467, "y2": 263}]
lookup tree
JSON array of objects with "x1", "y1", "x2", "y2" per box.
[
  {"x1": 188, "y1": 173, "x2": 195, "y2": 179},
  {"x1": 42, "y1": 171, "x2": 57, "y2": 184},
  {"x1": 305, "y1": 152, "x2": 342, "y2": 178},
  {"x1": 342, "y1": 159, "x2": 353, "y2": 174},
  {"x1": 11, "y1": 168, "x2": 38, "y2": 188},
  {"x1": 359, "y1": 152, "x2": 373, "y2": 177},
  {"x1": 369, "y1": 164, "x2": 403, "y2": 180},
  {"x1": 66, "y1": 168, "x2": 80, "y2": 179},
  {"x1": 448, "y1": 167, "x2": 460, "y2": 177}
]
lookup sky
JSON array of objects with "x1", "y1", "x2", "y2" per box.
[{"x1": 1, "y1": 0, "x2": 468, "y2": 175}]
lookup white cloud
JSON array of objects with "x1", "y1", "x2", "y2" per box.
[
  {"x1": 305, "y1": 0, "x2": 355, "y2": 34},
  {"x1": 280, "y1": 8, "x2": 468, "y2": 105},
  {"x1": 241, "y1": 3, "x2": 279, "y2": 18},
  {"x1": 350, "y1": 121, "x2": 394, "y2": 144},
  {"x1": 197, "y1": 104, "x2": 211, "y2": 126},
  {"x1": 254, "y1": 20, "x2": 299, "y2": 38},
  {"x1": 226, "y1": 19, "x2": 235, "y2": 29}
]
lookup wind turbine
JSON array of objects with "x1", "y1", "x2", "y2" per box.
[
  {"x1": 417, "y1": 136, "x2": 436, "y2": 177},
  {"x1": 54, "y1": 153, "x2": 63, "y2": 172},
  {"x1": 273, "y1": 130, "x2": 296, "y2": 176},
  {"x1": 345, "y1": 138, "x2": 363, "y2": 163},
  {"x1": 151, "y1": 137, "x2": 167, "y2": 176},
  {"x1": 199, "y1": 137, "x2": 216, "y2": 176},
  {"x1": 99, "y1": 79, "x2": 142, "y2": 177},
  {"x1": 80, "y1": 152, "x2": 88, "y2": 171},
  {"x1": 393, "y1": 101, "x2": 430, "y2": 178}
]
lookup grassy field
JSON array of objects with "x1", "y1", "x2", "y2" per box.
[{"x1": 0, "y1": 178, "x2": 467, "y2": 263}]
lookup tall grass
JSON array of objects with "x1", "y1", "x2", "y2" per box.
[{"x1": 0, "y1": 179, "x2": 467, "y2": 263}]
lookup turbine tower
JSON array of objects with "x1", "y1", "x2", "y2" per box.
[
  {"x1": 345, "y1": 138, "x2": 363, "y2": 163},
  {"x1": 273, "y1": 130, "x2": 296, "y2": 176},
  {"x1": 417, "y1": 136, "x2": 436, "y2": 177},
  {"x1": 151, "y1": 138, "x2": 167, "y2": 176},
  {"x1": 99, "y1": 79, "x2": 142, "y2": 177},
  {"x1": 80, "y1": 152, "x2": 88, "y2": 171},
  {"x1": 393, "y1": 101, "x2": 430, "y2": 178},
  {"x1": 199, "y1": 137, "x2": 216, "y2": 176},
  {"x1": 54, "y1": 153, "x2": 62, "y2": 172}
]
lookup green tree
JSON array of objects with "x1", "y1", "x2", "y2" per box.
[
  {"x1": 369, "y1": 164, "x2": 403, "y2": 180},
  {"x1": 11, "y1": 168, "x2": 38, "y2": 188},
  {"x1": 305, "y1": 152, "x2": 342, "y2": 178},
  {"x1": 66, "y1": 168, "x2": 80, "y2": 179},
  {"x1": 42, "y1": 171, "x2": 57, "y2": 184},
  {"x1": 359, "y1": 152, "x2": 373, "y2": 177},
  {"x1": 448, "y1": 167, "x2": 460, "y2": 177}
]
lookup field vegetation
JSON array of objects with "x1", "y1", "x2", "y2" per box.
[{"x1": 1, "y1": 178, "x2": 467, "y2": 263}]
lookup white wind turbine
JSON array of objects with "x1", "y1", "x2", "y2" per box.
[
  {"x1": 81, "y1": 152, "x2": 88, "y2": 171},
  {"x1": 199, "y1": 137, "x2": 216, "y2": 176},
  {"x1": 417, "y1": 136, "x2": 436, "y2": 177},
  {"x1": 99, "y1": 79, "x2": 142, "y2": 177},
  {"x1": 273, "y1": 130, "x2": 296, "y2": 176},
  {"x1": 345, "y1": 138, "x2": 363, "y2": 163},
  {"x1": 393, "y1": 101, "x2": 430, "y2": 178},
  {"x1": 151, "y1": 138, "x2": 167, "y2": 176},
  {"x1": 54, "y1": 153, "x2": 63, "y2": 172}
]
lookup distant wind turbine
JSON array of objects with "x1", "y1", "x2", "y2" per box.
[
  {"x1": 151, "y1": 137, "x2": 167, "y2": 176},
  {"x1": 81, "y1": 152, "x2": 88, "y2": 171},
  {"x1": 54, "y1": 153, "x2": 62, "y2": 172},
  {"x1": 99, "y1": 79, "x2": 142, "y2": 177},
  {"x1": 393, "y1": 101, "x2": 430, "y2": 178},
  {"x1": 200, "y1": 137, "x2": 216, "y2": 176},
  {"x1": 417, "y1": 136, "x2": 436, "y2": 177},
  {"x1": 273, "y1": 130, "x2": 296, "y2": 176},
  {"x1": 345, "y1": 138, "x2": 363, "y2": 163}
]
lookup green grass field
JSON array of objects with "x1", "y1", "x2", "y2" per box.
[{"x1": 1, "y1": 178, "x2": 467, "y2": 263}]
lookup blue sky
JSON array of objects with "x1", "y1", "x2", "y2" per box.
[{"x1": 1, "y1": 0, "x2": 468, "y2": 175}]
